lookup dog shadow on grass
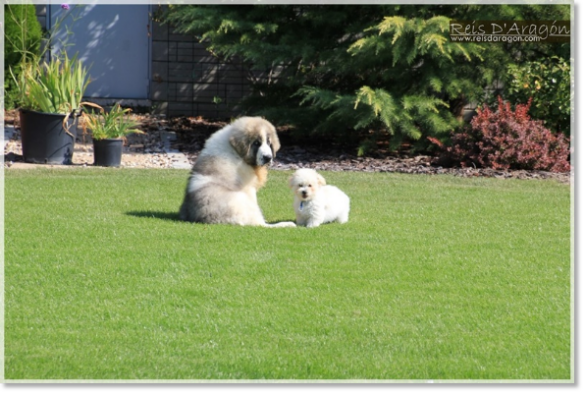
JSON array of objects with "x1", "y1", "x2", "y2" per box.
[
  {"x1": 127, "y1": 211, "x2": 298, "y2": 227},
  {"x1": 127, "y1": 210, "x2": 181, "y2": 222}
]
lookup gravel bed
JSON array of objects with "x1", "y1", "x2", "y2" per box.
[{"x1": 3, "y1": 111, "x2": 571, "y2": 183}]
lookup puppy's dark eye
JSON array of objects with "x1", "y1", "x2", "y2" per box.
[
  {"x1": 308, "y1": 184, "x2": 312, "y2": 188},
  {"x1": 253, "y1": 140, "x2": 261, "y2": 147}
]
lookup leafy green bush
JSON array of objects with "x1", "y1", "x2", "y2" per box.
[
  {"x1": 505, "y1": 56, "x2": 570, "y2": 136},
  {"x1": 4, "y1": 4, "x2": 43, "y2": 109}
]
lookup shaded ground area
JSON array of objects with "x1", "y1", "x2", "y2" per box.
[{"x1": 3, "y1": 110, "x2": 571, "y2": 183}]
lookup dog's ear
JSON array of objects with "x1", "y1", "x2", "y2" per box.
[
  {"x1": 317, "y1": 173, "x2": 326, "y2": 186},
  {"x1": 288, "y1": 176, "x2": 295, "y2": 189},
  {"x1": 229, "y1": 129, "x2": 250, "y2": 158},
  {"x1": 267, "y1": 126, "x2": 281, "y2": 155}
]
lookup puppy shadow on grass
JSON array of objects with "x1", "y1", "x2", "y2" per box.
[{"x1": 127, "y1": 210, "x2": 181, "y2": 222}]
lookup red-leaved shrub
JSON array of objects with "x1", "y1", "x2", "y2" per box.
[{"x1": 444, "y1": 97, "x2": 570, "y2": 172}]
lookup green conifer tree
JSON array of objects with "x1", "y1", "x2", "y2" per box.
[{"x1": 163, "y1": 3, "x2": 570, "y2": 154}]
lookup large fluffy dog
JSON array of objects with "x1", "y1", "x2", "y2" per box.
[{"x1": 179, "y1": 117, "x2": 296, "y2": 227}]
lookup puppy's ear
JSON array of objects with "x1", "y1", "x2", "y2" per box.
[
  {"x1": 317, "y1": 173, "x2": 326, "y2": 186},
  {"x1": 288, "y1": 176, "x2": 295, "y2": 189},
  {"x1": 229, "y1": 129, "x2": 250, "y2": 158},
  {"x1": 267, "y1": 126, "x2": 281, "y2": 155},
  {"x1": 266, "y1": 121, "x2": 280, "y2": 152}
]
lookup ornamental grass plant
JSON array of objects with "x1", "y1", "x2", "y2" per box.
[
  {"x1": 13, "y1": 52, "x2": 91, "y2": 115},
  {"x1": 81, "y1": 103, "x2": 144, "y2": 140}
]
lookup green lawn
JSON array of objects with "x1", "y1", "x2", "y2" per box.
[{"x1": 3, "y1": 168, "x2": 572, "y2": 381}]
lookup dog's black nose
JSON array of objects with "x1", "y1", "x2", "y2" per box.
[
  {"x1": 301, "y1": 191, "x2": 307, "y2": 198},
  {"x1": 261, "y1": 154, "x2": 272, "y2": 164}
]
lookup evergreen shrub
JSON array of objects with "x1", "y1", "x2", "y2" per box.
[
  {"x1": 505, "y1": 56, "x2": 571, "y2": 136},
  {"x1": 4, "y1": 4, "x2": 43, "y2": 109},
  {"x1": 162, "y1": 4, "x2": 571, "y2": 155}
]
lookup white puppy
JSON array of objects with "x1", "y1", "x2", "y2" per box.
[{"x1": 288, "y1": 169, "x2": 350, "y2": 228}]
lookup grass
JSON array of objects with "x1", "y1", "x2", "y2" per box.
[{"x1": 3, "y1": 168, "x2": 572, "y2": 381}]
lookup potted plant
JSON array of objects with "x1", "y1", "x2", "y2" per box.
[
  {"x1": 81, "y1": 103, "x2": 144, "y2": 167},
  {"x1": 14, "y1": 53, "x2": 91, "y2": 164}
]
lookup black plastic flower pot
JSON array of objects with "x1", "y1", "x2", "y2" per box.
[
  {"x1": 93, "y1": 138, "x2": 123, "y2": 167},
  {"x1": 19, "y1": 109, "x2": 77, "y2": 165}
]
